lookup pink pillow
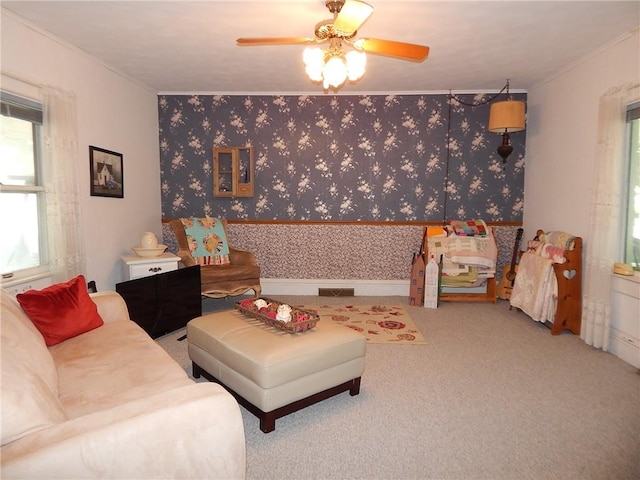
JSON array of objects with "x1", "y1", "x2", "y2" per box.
[{"x1": 16, "y1": 275, "x2": 104, "y2": 346}]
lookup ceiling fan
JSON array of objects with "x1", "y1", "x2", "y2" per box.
[{"x1": 236, "y1": 0, "x2": 430, "y2": 90}]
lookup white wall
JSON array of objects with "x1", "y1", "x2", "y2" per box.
[
  {"x1": 526, "y1": 29, "x2": 640, "y2": 366},
  {"x1": 525, "y1": 29, "x2": 640, "y2": 242},
  {"x1": 1, "y1": 10, "x2": 161, "y2": 291}
]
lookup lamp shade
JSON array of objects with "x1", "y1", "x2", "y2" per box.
[{"x1": 488, "y1": 100, "x2": 526, "y2": 133}]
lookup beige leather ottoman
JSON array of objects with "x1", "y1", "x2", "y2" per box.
[{"x1": 187, "y1": 309, "x2": 366, "y2": 433}]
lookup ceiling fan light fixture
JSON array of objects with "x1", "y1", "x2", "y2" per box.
[
  {"x1": 332, "y1": 0, "x2": 374, "y2": 36},
  {"x1": 240, "y1": 0, "x2": 429, "y2": 93},
  {"x1": 323, "y1": 53, "x2": 349, "y2": 89},
  {"x1": 303, "y1": 45, "x2": 366, "y2": 90},
  {"x1": 303, "y1": 47, "x2": 324, "y2": 82},
  {"x1": 345, "y1": 49, "x2": 366, "y2": 81}
]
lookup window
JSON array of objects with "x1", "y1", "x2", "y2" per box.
[
  {"x1": 0, "y1": 91, "x2": 46, "y2": 278},
  {"x1": 623, "y1": 101, "x2": 640, "y2": 270}
]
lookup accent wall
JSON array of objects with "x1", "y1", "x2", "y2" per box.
[{"x1": 159, "y1": 93, "x2": 527, "y2": 221}]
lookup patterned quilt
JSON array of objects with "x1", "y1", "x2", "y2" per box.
[
  {"x1": 427, "y1": 228, "x2": 498, "y2": 287},
  {"x1": 509, "y1": 252, "x2": 557, "y2": 323}
]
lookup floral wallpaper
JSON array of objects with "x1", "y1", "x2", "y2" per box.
[
  {"x1": 158, "y1": 93, "x2": 526, "y2": 222},
  {"x1": 162, "y1": 222, "x2": 522, "y2": 282}
]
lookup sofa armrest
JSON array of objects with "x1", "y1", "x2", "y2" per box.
[
  {"x1": 229, "y1": 247, "x2": 258, "y2": 266},
  {"x1": 1, "y1": 383, "x2": 246, "y2": 479},
  {"x1": 90, "y1": 291, "x2": 131, "y2": 324}
]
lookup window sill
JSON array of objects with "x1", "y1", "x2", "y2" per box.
[
  {"x1": 612, "y1": 271, "x2": 640, "y2": 299},
  {"x1": 1, "y1": 270, "x2": 53, "y2": 291},
  {"x1": 612, "y1": 271, "x2": 640, "y2": 283}
]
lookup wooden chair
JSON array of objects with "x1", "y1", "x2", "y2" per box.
[{"x1": 168, "y1": 219, "x2": 261, "y2": 299}]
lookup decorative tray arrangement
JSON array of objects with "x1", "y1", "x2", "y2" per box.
[{"x1": 235, "y1": 297, "x2": 320, "y2": 333}]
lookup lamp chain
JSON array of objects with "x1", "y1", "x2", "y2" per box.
[
  {"x1": 449, "y1": 80, "x2": 510, "y2": 107},
  {"x1": 442, "y1": 91, "x2": 453, "y2": 225}
]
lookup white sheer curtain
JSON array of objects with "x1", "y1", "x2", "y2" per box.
[
  {"x1": 581, "y1": 83, "x2": 640, "y2": 349},
  {"x1": 42, "y1": 87, "x2": 86, "y2": 283}
]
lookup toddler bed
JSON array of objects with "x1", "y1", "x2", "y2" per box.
[{"x1": 509, "y1": 229, "x2": 582, "y2": 334}]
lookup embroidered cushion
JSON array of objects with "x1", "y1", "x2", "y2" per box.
[{"x1": 179, "y1": 217, "x2": 231, "y2": 265}]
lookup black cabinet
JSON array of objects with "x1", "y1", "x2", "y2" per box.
[{"x1": 116, "y1": 265, "x2": 202, "y2": 338}]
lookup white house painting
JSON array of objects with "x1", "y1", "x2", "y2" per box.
[{"x1": 90, "y1": 146, "x2": 123, "y2": 197}]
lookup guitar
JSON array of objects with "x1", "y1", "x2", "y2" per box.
[{"x1": 497, "y1": 228, "x2": 524, "y2": 300}]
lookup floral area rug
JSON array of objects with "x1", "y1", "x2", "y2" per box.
[{"x1": 300, "y1": 304, "x2": 426, "y2": 345}]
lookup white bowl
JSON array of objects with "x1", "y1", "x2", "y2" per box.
[{"x1": 132, "y1": 244, "x2": 168, "y2": 257}]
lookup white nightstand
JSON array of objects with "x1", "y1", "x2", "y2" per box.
[{"x1": 121, "y1": 253, "x2": 180, "y2": 281}]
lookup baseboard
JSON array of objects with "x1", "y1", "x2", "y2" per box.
[
  {"x1": 260, "y1": 279, "x2": 409, "y2": 296},
  {"x1": 609, "y1": 328, "x2": 640, "y2": 368}
]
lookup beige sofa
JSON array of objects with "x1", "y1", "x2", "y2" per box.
[{"x1": 0, "y1": 289, "x2": 246, "y2": 479}]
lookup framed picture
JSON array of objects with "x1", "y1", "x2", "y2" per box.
[{"x1": 89, "y1": 146, "x2": 123, "y2": 198}]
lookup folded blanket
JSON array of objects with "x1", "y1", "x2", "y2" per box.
[
  {"x1": 538, "y1": 231, "x2": 576, "y2": 251},
  {"x1": 426, "y1": 226, "x2": 447, "y2": 238},
  {"x1": 427, "y1": 227, "x2": 497, "y2": 277},
  {"x1": 510, "y1": 252, "x2": 557, "y2": 323},
  {"x1": 527, "y1": 240, "x2": 567, "y2": 264},
  {"x1": 441, "y1": 267, "x2": 479, "y2": 287},
  {"x1": 446, "y1": 235, "x2": 497, "y2": 271},
  {"x1": 448, "y1": 219, "x2": 488, "y2": 237},
  {"x1": 441, "y1": 260, "x2": 469, "y2": 276}
]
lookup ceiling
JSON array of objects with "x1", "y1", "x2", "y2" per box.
[{"x1": 3, "y1": 1, "x2": 639, "y2": 95}]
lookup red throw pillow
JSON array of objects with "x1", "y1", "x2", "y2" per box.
[{"x1": 16, "y1": 275, "x2": 104, "y2": 346}]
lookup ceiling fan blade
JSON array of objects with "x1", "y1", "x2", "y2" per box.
[
  {"x1": 353, "y1": 38, "x2": 430, "y2": 62},
  {"x1": 333, "y1": 0, "x2": 374, "y2": 36},
  {"x1": 237, "y1": 37, "x2": 316, "y2": 46}
]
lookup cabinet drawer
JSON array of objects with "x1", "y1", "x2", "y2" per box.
[
  {"x1": 236, "y1": 183, "x2": 254, "y2": 197},
  {"x1": 129, "y1": 262, "x2": 178, "y2": 280}
]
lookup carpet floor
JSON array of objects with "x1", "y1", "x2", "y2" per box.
[{"x1": 156, "y1": 295, "x2": 640, "y2": 480}]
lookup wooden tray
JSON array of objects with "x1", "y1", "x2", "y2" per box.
[{"x1": 235, "y1": 297, "x2": 320, "y2": 333}]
